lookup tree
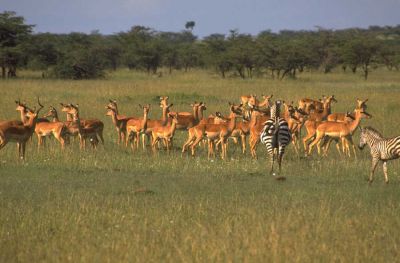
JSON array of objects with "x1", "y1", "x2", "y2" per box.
[
  {"x1": 203, "y1": 34, "x2": 232, "y2": 78},
  {"x1": 341, "y1": 34, "x2": 380, "y2": 80},
  {"x1": 185, "y1": 21, "x2": 195, "y2": 32},
  {"x1": 0, "y1": 11, "x2": 33, "y2": 78}
]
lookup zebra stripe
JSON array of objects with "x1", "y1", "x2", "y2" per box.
[
  {"x1": 359, "y1": 127, "x2": 400, "y2": 184},
  {"x1": 259, "y1": 101, "x2": 291, "y2": 174}
]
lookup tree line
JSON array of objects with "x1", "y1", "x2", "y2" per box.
[{"x1": 1, "y1": 11, "x2": 400, "y2": 80}]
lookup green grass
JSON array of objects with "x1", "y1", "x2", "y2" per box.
[{"x1": 1, "y1": 69, "x2": 400, "y2": 262}]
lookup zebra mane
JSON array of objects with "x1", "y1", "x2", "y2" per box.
[{"x1": 363, "y1": 126, "x2": 383, "y2": 138}]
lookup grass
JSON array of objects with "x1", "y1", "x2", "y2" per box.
[{"x1": 1, "y1": 69, "x2": 400, "y2": 262}]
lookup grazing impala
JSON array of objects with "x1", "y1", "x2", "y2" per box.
[
  {"x1": 307, "y1": 107, "x2": 371, "y2": 157},
  {"x1": 35, "y1": 106, "x2": 68, "y2": 149},
  {"x1": 151, "y1": 113, "x2": 179, "y2": 152},
  {"x1": 0, "y1": 100, "x2": 43, "y2": 160},
  {"x1": 125, "y1": 104, "x2": 150, "y2": 150},
  {"x1": 60, "y1": 103, "x2": 104, "y2": 144}
]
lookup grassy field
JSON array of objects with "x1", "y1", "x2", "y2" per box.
[{"x1": 1, "y1": 69, "x2": 400, "y2": 262}]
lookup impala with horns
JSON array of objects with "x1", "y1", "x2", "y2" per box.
[
  {"x1": 307, "y1": 106, "x2": 371, "y2": 157},
  {"x1": 0, "y1": 98, "x2": 44, "y2": 160}
]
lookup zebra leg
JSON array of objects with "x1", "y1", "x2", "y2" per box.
[
  {"x1": 369, "y1": 158, "x2": 379, "y2": 184},
  {"x1": 277, "y1": 147, "x2": 285, "y2": 174},
  {"x1": 270, "y1": 152, "x2": 275, "y2": 175},
  {"x1": 383, "y1": 161, "x2": 389, "y2": 184}
]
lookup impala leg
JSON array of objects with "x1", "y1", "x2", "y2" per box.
[
  {"x1": 207, "y1": 139, "x2": 212, "y2": 159},
  {"x1": 347, "y1": 136, "x2": 357, "y2": 158},
  {"x1": 98, "y1": 130, "x2": 105, "y2": 145},
  {"x1": 121, "y1": 131, "x2": 126, "y2": 146},
  {"x1": 241, "y1": 134, "x2": 246, "y2": 154},
  {"x1": 302, "y1": 133, "x2": 315, "y2": 155},
  {"x1": 125, "y1": 131, "x2": 130, "y2": 147},
  {"x1": 151, "y1": 137, "x2": 158, "y2": 153},
  {"x1": 37, "y1": 134, "x2": 42, "y2": 149},
  {"x1": 308, "y1": 133, "x2": 322, "y2": 156},
  {"x1": 129, "y1": 132, "x2": 135, "y2": 151},
  {"x1": 190, "y1": 136, "x2": 203, "y2": 157},
  {"x1": 383, "y1": 161, "x2": 389, "y2": 184},
  {"x1": 140, "y1": 133, "x2": 144, "y2": 150},
  {"x1": 54, "y1": 133, "x2": 65, "y2": 150},
  {"x1": 369, "y1": 158, "x2": 379, "y2": 184},
  {"x1": 21, "y1": 142, "x2": 26, "y2": 160},
  {"x1": 182, "y1": 133, "x2": 195, "y2": 153}
]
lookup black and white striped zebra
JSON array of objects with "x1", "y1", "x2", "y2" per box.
[
  {"x1": 260, "y1": 100, "x2": 291, "y2": 175},
  {"x1": 359, "y1": 126, "x2": 400, "y2": 184}
]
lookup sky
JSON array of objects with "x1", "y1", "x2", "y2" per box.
[{"x1": 1, "y1": 0, "x2": 400, "y2": 37}]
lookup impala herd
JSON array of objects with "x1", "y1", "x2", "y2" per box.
[{"x1": 0, "y1": 94, "x2": 371, "y2": 161}]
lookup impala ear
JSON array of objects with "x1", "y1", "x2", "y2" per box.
[{"x1": 169, "y1": 103, "x2": 173, "y2": 107}]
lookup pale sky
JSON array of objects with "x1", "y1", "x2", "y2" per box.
[{"x1": 2, "y1": 0, "x2": 400, "y2": 37}]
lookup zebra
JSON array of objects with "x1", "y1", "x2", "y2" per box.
[
  {"x1": 260, "y1": 100, "x2": 291, "y2": 175},
  {"x1": 359, "y1": 126, "x2": 400, "y2": 184}
]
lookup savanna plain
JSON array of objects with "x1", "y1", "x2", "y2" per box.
[{"x1": 1, "y1": 69, "x2": 400, "y2": 262}]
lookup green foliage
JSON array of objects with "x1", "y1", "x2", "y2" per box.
[
  {"x1": 3, "y1": 11, "x2": 400, "y2": 80},
  {"x1": 0, "y1": 11, "x2": 33, "y2": 78}
]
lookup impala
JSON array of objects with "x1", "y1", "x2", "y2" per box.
[
  {"x1": 35, "y1": 106, "x2": 68, "y2": 149},
  {"x1": 125, "y1": 104, "x2": 150, "y2": 150},
  {"x1": 241, "y1": 94, "x2": 273, "y2": 108},
  {"x1": 282, "y1": 101, "x2": 302, "y2": 154},
  {"x1": 67, "y1": 104, "x2": 100, "y2": 150},
  {"x1": 138, "y1": 102, "x2": 172, "y2": 149},
  {"x1": 248, "y1": 106, "x2": 270, "y2": 159},
  {"x1": 307, "y1": 107, "x2": 371, "y2": 156},
  {"x1": 60, "y1": 103, "x2": 104, "y2": 144},
  {"x1": 105, "y1": 105, "x2": 134, "y2": 145},
  {"x1": 327, "y1": 99, "x2": 368, "y2": 122},
  {"x1": 298, "y1": 95, "x2": 335, "y2": 114},
  {"x1": 151, "y1": 113, "x2": 179, "y2": 152},
  {"x1": 0, "y1": 100, "x2": 43, "y2": 160},
  {"x1": 302, "y1": 96, "x2": 337, "y2": 153}
]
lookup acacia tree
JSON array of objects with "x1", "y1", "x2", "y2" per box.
[
  {"x1": 341, "y1": 34, "x2": 380, "y2": 80},
  {"x1": 0, "y1": 11, "x2": 33, "y2": 78},
  {"x1": 203, "y1": 34, "x2": 232, "y2": 78}
]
